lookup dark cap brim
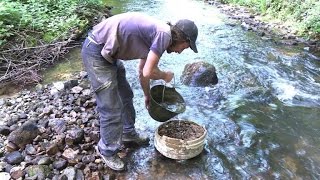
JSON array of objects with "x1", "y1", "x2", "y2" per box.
[{"x1": 190, "y1": 40, "x2": 198, "y2": 53}]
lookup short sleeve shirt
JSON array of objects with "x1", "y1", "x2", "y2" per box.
[{"x1": 90, "y1": 12, "x2": 172, "y2": 63}]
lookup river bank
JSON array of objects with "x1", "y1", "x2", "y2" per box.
[{"x1": 206, "y1": 0, "x2": 320, "y2": 57}]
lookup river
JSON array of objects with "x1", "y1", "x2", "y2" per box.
[{"x1": 44, "y1": 0, "x2": 320, "y2": 179}]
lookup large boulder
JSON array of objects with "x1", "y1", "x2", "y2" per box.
[{"x1": 180, "y1": 61, "x2": 218, "y2": 87}]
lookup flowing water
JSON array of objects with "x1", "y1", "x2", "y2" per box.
[{"x1": 51, "y1": 0, "x2": 320, "y2": 179}]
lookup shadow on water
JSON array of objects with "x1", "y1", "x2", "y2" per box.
[{"x1": 39, "y1": 0, "x2": 320, "y2": 179}]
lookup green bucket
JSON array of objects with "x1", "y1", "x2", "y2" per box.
[{"x1": 148, "y1": 85, "x2": 186, "y2": 122}]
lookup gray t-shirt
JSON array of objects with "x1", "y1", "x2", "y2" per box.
[{"x1": 91, "y1": 12, "x2": 172, "y2": 63}]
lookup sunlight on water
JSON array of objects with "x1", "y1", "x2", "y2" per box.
[{"x1": 272, "y1": 81, "x2": 297, "y2": 102}]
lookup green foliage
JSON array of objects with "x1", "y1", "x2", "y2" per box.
[
  {"x1": 0, "y1": 0, "x2": 105, "y2": 46},
  {"x1": 219, "y1": 0, "x2": 320, "y2": 37}
]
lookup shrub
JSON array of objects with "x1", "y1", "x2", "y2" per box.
[{"x1": 0, "y1": 0, "x2": 105, "y2": 46}]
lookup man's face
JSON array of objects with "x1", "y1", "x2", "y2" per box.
[{"x1": 167, "y1": 41, "x2": 190, "y2": 54}]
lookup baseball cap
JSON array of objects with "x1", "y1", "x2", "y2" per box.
[{"x1": 175, "y1": 19, "x2": 198, "y2": 53}]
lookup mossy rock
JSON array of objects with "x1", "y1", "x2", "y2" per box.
[{"x1": 26, "y1": 165, "x2": 51, "y2": 179}]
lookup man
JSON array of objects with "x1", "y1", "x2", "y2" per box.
[{"x1": 81, "y1": 12, "x2": 198, "y2": 171}]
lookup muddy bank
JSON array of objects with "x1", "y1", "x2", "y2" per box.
[{"x1": 206, "y1": 0, "x2": 320, "y2": 57}]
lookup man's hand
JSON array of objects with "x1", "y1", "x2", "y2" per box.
[
  {"x1": 164, "y1": 71, "x2": 174, "y2": 83},
  {"x1": 144, "y1": 95, "x2": 151, "y2": 110}
]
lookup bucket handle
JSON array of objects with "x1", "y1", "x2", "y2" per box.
[
  {"x1": 163, "y1": 74, "x2": 175, "y2": 88},
  {"x1": 162, "y1": 75, "x2": 176, "y2": 102}
]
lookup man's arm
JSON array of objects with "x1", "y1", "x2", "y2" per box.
[
  {"x1": 139, "y1": 59, "x2": 151, "y2": 109},
  {"x1": 142, "y1": 51, "x2": 173, "y2": 82},
  {"x1": 138, "y1": 50, "x2": 174, "y2": 109}
]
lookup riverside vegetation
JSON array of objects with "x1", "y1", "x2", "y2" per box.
[
  {"x1": 0, "y1": 0, "x2": 319, "y2": 87},
  {"x1": 0, "y1": 0, "x2": 110, "y2": 87}
]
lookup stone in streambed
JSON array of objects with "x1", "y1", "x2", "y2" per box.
[{"x1": 181, "y1": 61, "x2": 218, "y2": 87}]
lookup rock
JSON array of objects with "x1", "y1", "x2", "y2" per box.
[
  {"x1": 7, "y1": 122, "x2": 40, "y2": 149},
  {"x1": 81, "y1": 155, "x2": 95, "y2": 164},
  {"x1": 37, "y1": 157, "x2": 52, "y2": 165},
  {"x1": 19, "y1": 112, "x2": 28, "y2": 119},
  {"x1": 65, "y1": 128, "x2": 84, "y2": 145},
  {"x1": 26, "y1": 165, "x2": 51, "y2": 180},
  {"x1": 0, "y1": 162, "x2": 6, "y2": 171},
  {"x1": 25, "y1": 144, "x2": 37, "y2": 155},
  {"x1": 0, "y1": 98, "x2": 5, "y2": 106},
  {"x1": 6, "y1": 142, "x2": 19, "y2": 152},
  {"x1": 64, "y1": 80, "x2": 79, "y2": 90},
  {"x1": 61, "y1": 167, "x2": 76, "y2": 180},
  {"x1": 52, "y1": 82, "x2": 65, "y2": 91},
  {"x1": 10, "y1": 166, "x2": 25, "y2": 179},
  {"x1": 85, "y1": 171, "x2": 101, "y2": 180},
  {"x1": 180, "y1": 61, "x2": 218, "y2": 87},
  {"x1": 53, "y1": 159, "x2": 68, "y2": 171},
  {"x1": 62, "y1": 148, "x2": 79, "y2": 160},
  {"x1": 71, "y1": 86, "x2": 83, "y2": 94},
  {"x1": 75, "y1": 162, "x2": 85, "y2": 170},
  {"x1": 48, "y1": 118, "x2": 66, "y2": 134},
  {"x1": 6, "y1": 114, "x2": 19, "y2": 126},
  {"x1": 4, "y1": 151, "x2": 23, "y2": 165},
  {"x1": 76, "y1": 169, "x2": 84, "y2": 180},
  {"x1": 46, "y1": 143, "x2": 60, "y2": 156}
]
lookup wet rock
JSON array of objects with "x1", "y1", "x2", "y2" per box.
[
  {"x1": 7, "y1": 122, "x2": 39, "y2": 149},
  {"x1": 26, "y1": 165, "x2": 51, "y2": 180},
  {"x1": 4, "y1": 151, "x2": 24, "y2": 165},
  {"x1": 181, "y1": 61, "x2": 218, "y2": 87}
]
